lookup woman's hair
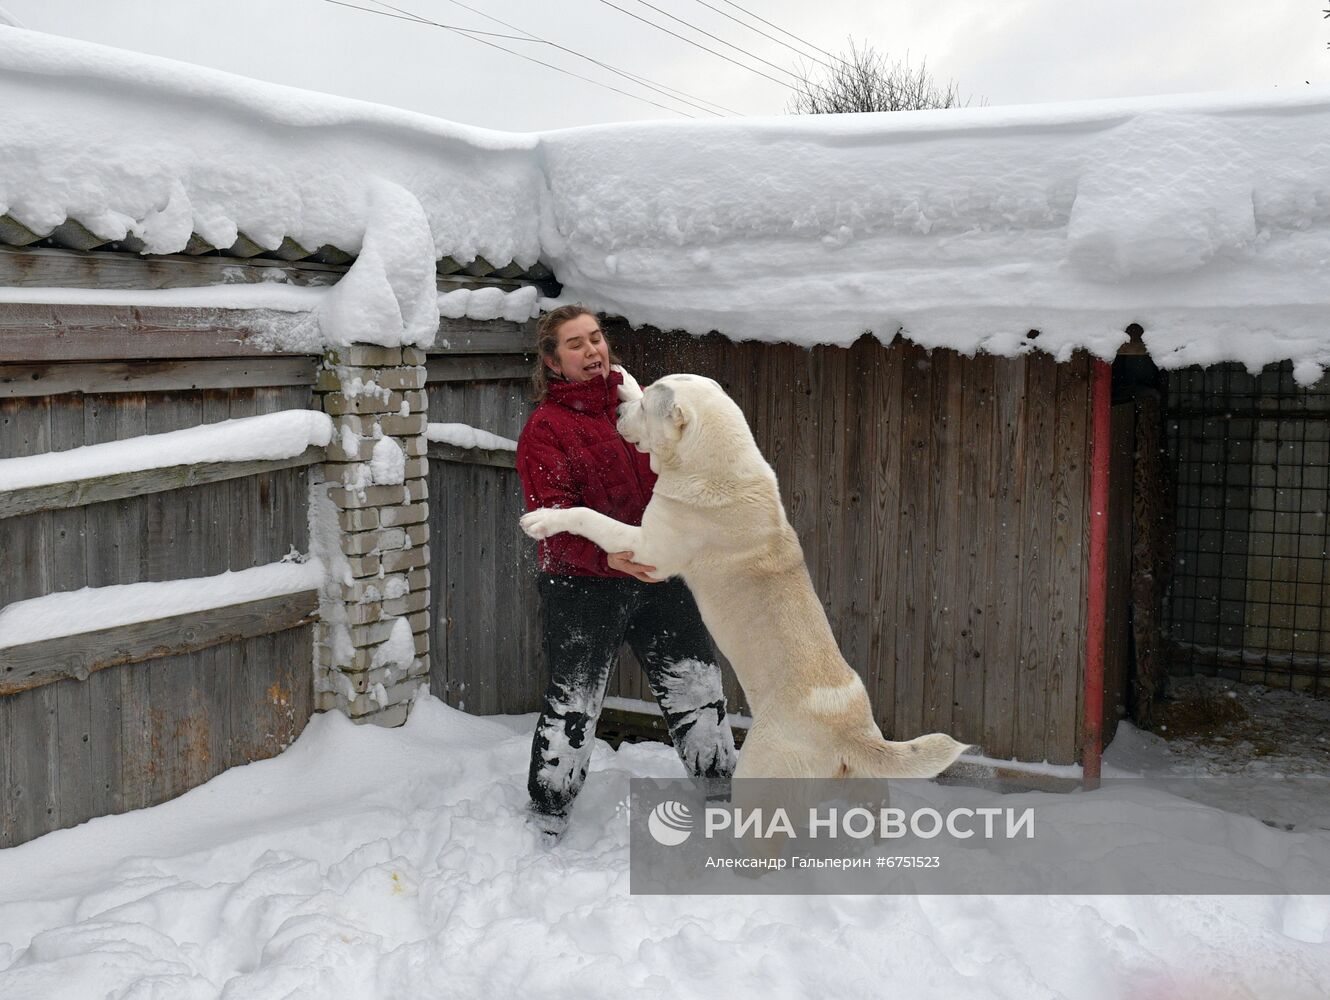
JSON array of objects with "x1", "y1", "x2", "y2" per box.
[{"x1": 530, "y1": 305, "x2": 618, "y2": 401}]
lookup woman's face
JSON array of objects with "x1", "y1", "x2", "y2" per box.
[{"x1": 547, "y1": 313, "x2": 611, "y2": 382}]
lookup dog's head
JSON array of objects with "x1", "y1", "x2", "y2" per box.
[{"x1": 617, "y1": 373, "x2": 743, "y2": 473}]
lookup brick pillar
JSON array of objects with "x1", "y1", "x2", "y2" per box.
[{"x1": 313, "y1": 343, "x2": 430, "y2": 726}]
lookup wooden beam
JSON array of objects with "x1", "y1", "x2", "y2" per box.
[
  {"x1": 0, "y1": 446, "x2": 324, "y2": 519},
  {"x1": 0, "y1": 357, "x2": 317, "y2": 398},
  {"x1": 0, "y1": 590, "x2": 319, "y2": 696},
  {"x1": 429, "y1": 319, "x2": 536, "y2": 355},
  {"x1": 0, "y1": 304, "x2": 313, "y2": 362},
  {"x1": 0, "y1": 246, "x2": 542, "y2": 295},
  {"x1": 0, "y1": 304, "x2": 541, "y2": 363},
  {"x1": 427, "y1": 442, "x2": 517, "y2": 469},
  {"x1": 0, "y1": 244, "x2": 344, "y2": 290},
  {"x1": 426, "y1": 355, "x2": 532, "y2": 383}
]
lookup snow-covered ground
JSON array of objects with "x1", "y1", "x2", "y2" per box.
[{"x1": 2, "y1": 694, "x2": 1329, "y2": 1000}]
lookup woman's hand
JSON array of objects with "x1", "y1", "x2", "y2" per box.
[{"x1": 607, "y1": 551, "x2": 660, "y2": 583}]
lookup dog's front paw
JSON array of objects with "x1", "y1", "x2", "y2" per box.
[
  {"x1": 613, "y1": 365, "x2": 644, "y2": 403},
  {"x1": 520, "y1": 508, "x2": 566, "y2": 540}
]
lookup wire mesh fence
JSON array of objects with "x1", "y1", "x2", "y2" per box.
[{"x1": 1165, "y1": 362, "x2": 1330, "y2": 695}]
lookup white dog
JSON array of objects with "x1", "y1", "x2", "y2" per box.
[{"x1": 520, "y1": 373, "x2": 968, "y2": 781}]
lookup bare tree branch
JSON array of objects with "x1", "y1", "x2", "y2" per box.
[{"x1": 787, "y1": 39, "x2": 979, "y2": 114}]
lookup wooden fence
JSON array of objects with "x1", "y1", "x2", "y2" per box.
[
  {"x1": 0, "y1": 365, "x2": 319, "y2": 848},
  {"x1": 423, "y1": 321, "x2": 1112, "y2": 765},
  {"x1": 0, "y1": 237, "x2": 555, "y2": 846},
  {"x1": 1, "y1": 246, "x2": 1117, "y2": 851}
]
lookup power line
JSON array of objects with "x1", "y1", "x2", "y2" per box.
[
  {"x1": 713, "y1": 0, "x2": 848, "y2": 67},
  {"x1": 626, "y1": 0, "x2": 808, "y2": 82},
  {"x1": 430, "y1": 0, "x2": 736, "y2": 116},
  {"x1": 319, "y1": 0, "x2": 697, "y2": 116},
  {"x1": 592, "y1": 0, "x2": 798, "y2": 91},
  {"x1": 320, "y1": 0, "x2": 527, "y2": 40},
  {"x1": 685, "y1": 0, "x2": 834, "y2": 70}
]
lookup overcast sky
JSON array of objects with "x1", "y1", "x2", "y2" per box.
[{"x1": 2, "y1": 1, "x2": 1325, "y2": 131}]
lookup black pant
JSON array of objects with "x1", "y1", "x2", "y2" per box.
[{"x1": 529, "y1": 574, "x2": 737, "y2": 817}]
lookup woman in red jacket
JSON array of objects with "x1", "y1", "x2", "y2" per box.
[{"x1": 517, "y1": 305, "x2": 736, "y2": 840}]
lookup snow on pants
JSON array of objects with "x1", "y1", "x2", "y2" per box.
[{"x1": 529, "y1": 573, "x2": 737, "y2": 818}]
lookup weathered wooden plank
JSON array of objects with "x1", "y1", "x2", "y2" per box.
[
  {"x1": 838, "y1": 339, "x2": 873, "y2": 687},
  {"x1": 1014, "y1": 354, "x2": 1058, "y2": 762},
  {"x1": 0, "y1": 244, "x2": 344, "y2": 290},
  {"x1": 429, "y1": 452, "x2": 452, "y2": 705},
  {"x1": 491, "y1": 460, "x2": 519, "y2": 712},
  {"x1": 45, "y1": 397, "x2": 87, "y2": 593},
  {"x1": 1, "y1": 684, "x2": 60, "y2": 848},
  {"x1": 46, "y1": 394, "x2": 104, "y2": 832},
  {"x1": 0, "y1": 395, "x2": 57, "y2": 847},
  {"x1": 426, "y1": 442, "x2": 516, "y2": 470},
  {"x1": 894, "y1": 344, "x2": 933, "y2": 742},
  {"x1": 446, "y1": 463, "x2": 472, "y2": 710},
  {"x1": 0, "y1": 304, "x2": 318, "y2": 362},
  {"x1": 228, "y1": 401, "x2": 266, "y2": 763},
  {"x1": 0, "y1": 357, "x2": 317, "y2": 398},
  {"x1": 952, "y1": 353, "x2": 993, "y2": 750},
  {"x1": 866, "y1": 340, "x2": 903, "y2": 734},
  {"x1": 0, "y1": 446, "x2": 324, "y2": 519},
  {"x1": 427, "y1": 319, "x2": 536, "y2": 355},
  {"x1": 426, "y1": 355, "x2": 533, "y2": 384},
  {"x1": 261, "y1": 625, "x2": 312, "y2": 754},
  {"x1": 924, "y1": 350, "x2": 962, "y2": 736},
  {"x1": 459, "y1": 465, "x2": 491, "y2": 712},
  {"x1": 812, "y1": 346, "x2": 846, "y2": 661},
  {"x1": 0, "y1": 401, "x2": 53, "y2": 607},
  {"x1": 0, "y1": 590, "x2": 320, "y2": 696},
  {"x1": 1103, "y1": 403, "x2": 1136, "y2": 745},
  {"x1": 463, "y1": 382, "x2": 498, "y2": 715},
  {"x1": 69, "y1": 396, "x2": 144, "y2": 812},
  {"x1": 788, "y1": 347, "x2": 818, "y2": 605},
  {"x1": 982, "y1": 355, "x2": 1027, "y2": 760},
  {"x1": 0, "y1": 245, "x2": 542, "y2": 294},
  {"x1": 1045, "y1": 356, "x2": 1091, "y2": 764}
]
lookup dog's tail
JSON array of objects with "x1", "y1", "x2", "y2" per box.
[{"x1": 840, "y1": 730, "x2": 970, "y2": 780}]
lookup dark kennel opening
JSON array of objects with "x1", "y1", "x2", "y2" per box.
[{"x1": 1164, "y1": 362, "x2": 1330, "y2": 697}]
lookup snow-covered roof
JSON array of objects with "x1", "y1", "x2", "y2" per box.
[{"x1": 3, "y1": 26, "x2": 1330, "y2": 378}]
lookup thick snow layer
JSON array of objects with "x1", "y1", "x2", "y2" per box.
[
  {"x1": 4, "y1": 27, "x2": 1330, "y2": 371},
  {"x1": 425, "y1": 423, "x2": 517, "y2": 451},
  {"x1": 538, "y1": 102, "x2": 1330, "y2": 380},
  {"x1": 1, "y1": 697, "x2": 1328, "y2": 999},
  {"x1": 318, "y1": 178, "x2": 440, "y2": 349},
  {"x1": 438, "y1": 285, "x2": 541, "y2": 323},
  {"x1": 0, "y1": 557, "x2": 323, "y2": 648},
  {"x1": 0, "y1": 28, "x2": 539, "y2": 264},
  {"x1": 0, "y1": 409, "x2": 333, "y2": 491}
]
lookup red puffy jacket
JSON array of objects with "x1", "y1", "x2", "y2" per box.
[{"x1": 516, "y1": 369, "x2": 657, "y2": 576}]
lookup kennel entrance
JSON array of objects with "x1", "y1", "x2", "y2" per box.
[{"x1": 1163, "y1": 362, "x2": 1330, "y2": 697}]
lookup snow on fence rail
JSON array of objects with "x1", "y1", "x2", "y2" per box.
[
  {"x1": 425, "y1": 421, "x2": 518, "y2": 470},
  {"x1": 0, "y1": 559, "x2": 323, "y2": 695},
  {"x1": 0, "y1": 409, "x2": 333, "y2": 518}
]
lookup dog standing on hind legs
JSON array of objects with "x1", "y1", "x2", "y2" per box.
[{"x1": 521, "y1": 372, "x2": 969, "y2": 783}]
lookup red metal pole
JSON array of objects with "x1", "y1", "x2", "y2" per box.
[{"x1": 1082, "y1": 359, "x2": 1112, "y2": 790}]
